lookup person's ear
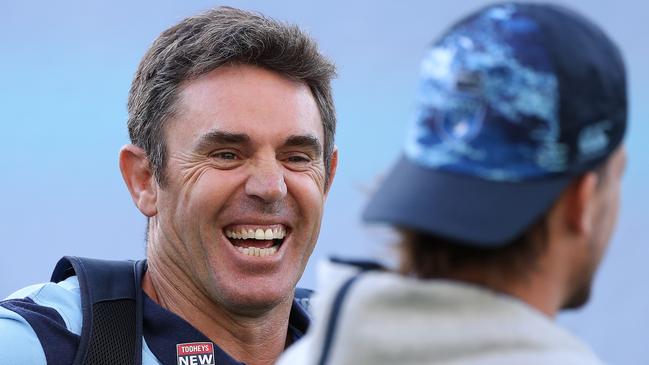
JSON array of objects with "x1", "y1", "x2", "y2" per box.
[
  {"x1": 563, "y1": 172, "x2": 599, "y2": 236},
  {"x1": 119, "y1": 144, "x2": 158, "y2": 217},
  {"x1": 324, "y1": 147, "x2": 338, "y2": 195}
]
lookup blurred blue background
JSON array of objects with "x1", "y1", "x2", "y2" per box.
[{"x1": 1, "y1": 0, "x2": 647, "y2": 363}]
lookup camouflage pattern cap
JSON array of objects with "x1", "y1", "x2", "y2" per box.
[{"x1": 364, "y1": 2, "x2": 626, "y2": 246}]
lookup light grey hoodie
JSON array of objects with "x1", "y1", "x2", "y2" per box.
[{"x1": 278, "y1": 260, "x2": 605, "y2": 365}]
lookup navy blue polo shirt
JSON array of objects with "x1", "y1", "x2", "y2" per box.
[{"x1": 0, "y1": 275, "x2": 310, "y2": 364}]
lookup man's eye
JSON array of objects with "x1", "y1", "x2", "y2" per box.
[
  {"x1": 212, "y1": 152, "x2": 238, "y2": 160},
  {"x1": 287, "y1": 155, "x2": 311, "y2": 163}
]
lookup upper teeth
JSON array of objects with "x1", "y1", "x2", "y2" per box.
[{"x1": 225, "y1": 227, "x2": 286, "y2": 240}]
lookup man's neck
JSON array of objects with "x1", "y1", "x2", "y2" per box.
[
  {"x1": 142, "y1": 257, "x2": 293, "y2": 365},
  {"x1": 442, "y1": 265, "x2": 564, "y2": 318}
]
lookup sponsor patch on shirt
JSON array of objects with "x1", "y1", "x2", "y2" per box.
[{"x1": 176, "y1": 342, "x2": 216, "y2": 365}]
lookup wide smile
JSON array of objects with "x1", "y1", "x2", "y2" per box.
[{"x1": 224, "y1": 224, "x2": 288, "y2": 258}]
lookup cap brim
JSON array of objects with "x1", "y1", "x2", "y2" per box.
[{"x1": 362, "y1": 155, "x2": 573, "y2": 247}]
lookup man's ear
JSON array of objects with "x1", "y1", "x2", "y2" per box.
[
  {"x1": 563, "y1": 172, "x2": 599, "y2": 236},
  {"x1": 119, "y1": 144, "x2": 158, "y2": 217},
  {"x1": 324, "y1": 147, "x2": 338, "y2": 196}
]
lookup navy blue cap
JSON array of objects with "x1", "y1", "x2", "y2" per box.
[{"x1": 363, "y1": 2, "x2": 627, "y2": 246}]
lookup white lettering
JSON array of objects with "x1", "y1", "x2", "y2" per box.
[
  {"x1": 179, "y1": 344, "x2": 212, "y2": 355},
  {"x1": 198, "y1": 354, "x2": 214, "y2": 364},
  {"x1": 182, "y1": 345, "x2": 205, "y2": 353}
]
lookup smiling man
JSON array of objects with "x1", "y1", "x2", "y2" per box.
[
  {"x1": 134, "y1": 65, "x2": 331, "y2": 314},
  {"x1": 0, "y1": 7, "x2": 336, "y2": 365}
]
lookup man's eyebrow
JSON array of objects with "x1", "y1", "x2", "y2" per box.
[
  {"x1": 282, "y1": 134, "x2": 323, "y2": 156},
  {"x1": 194, "y1": 130, "x2": 251, "y2": 150}
]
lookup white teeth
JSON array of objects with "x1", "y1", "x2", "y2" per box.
[
  {"x1": 235, "y1": 246, "x2": 278, "y2": 257},
  {"x1": 255, "y1": 229, "x2": 264, "y2": 240},
  {"x1": 225, "y1": 226, "x2": 287, "y2": 240}
]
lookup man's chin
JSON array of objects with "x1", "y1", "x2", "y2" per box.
[
  {"x1": 562, "y1": 284, "x2": 592, "y2": 310},
  {"x1": 214, "y1": 280, "x2": 295, "y2": 316}
]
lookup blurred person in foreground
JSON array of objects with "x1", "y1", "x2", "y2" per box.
[
  {"x1": 278, "y1": 2, "x2": 626, "y2": 364},
  {"x1": 0, "y1": 7, "x2": 337, "y2": 365}
]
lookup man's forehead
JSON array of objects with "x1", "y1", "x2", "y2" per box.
[
  {"x1": 168, "y1": 64, "x2": 324, "y2": 149},
  {"x1": 176, "y1": 64, "x2": 318, "y2": 116}
]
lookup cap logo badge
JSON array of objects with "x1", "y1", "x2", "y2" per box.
[{"x1": 176, "y1": 342, "x2": 216, "y2": 365}]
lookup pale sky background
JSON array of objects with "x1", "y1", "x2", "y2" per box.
[{"x1": 1, "y1": 1, "x2": 647, "y2": 363}]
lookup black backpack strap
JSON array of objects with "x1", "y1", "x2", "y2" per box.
[
  {"x1": 316, "y1": 257, "x2": 385, "y2": 365},
  {"x1": 51, "y1": 256, "x2": 145, "y2": 365},
  {"x1": 316, "y1": 273, "x2": 364, "y2": 365}
]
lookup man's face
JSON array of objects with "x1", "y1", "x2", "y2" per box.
[
  {"x1": 151, "y1": 64, "x2": 333, "y2": 311},
  {"x1": 565, "y1": 146, "x2": 626, "y2": 309}
]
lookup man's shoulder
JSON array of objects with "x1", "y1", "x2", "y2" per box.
[
  {"x1": 0, "y1": 304, "x2": 48, "y2": 363},
  {"x1": 3, "y1": 276, "x2": 83, "y2": 333},
  {"x1": 0, "y1": 277, "x2": 83, "y2": 365}
]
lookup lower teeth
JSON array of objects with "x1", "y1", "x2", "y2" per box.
[{"x1": 236, "y1": 246, "x2": 278, "y2": 257}]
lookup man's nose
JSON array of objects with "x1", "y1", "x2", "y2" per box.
[{"x1": 244, "y1": 159, "x2": 287, "y2": 203}]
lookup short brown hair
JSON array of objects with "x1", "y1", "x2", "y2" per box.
[
  {"x1": 398, "y1": 216, "x2": 549, "y2": 280},
  {"x1": 127, "y1": 6, "x2": 336, "y2": 185}
]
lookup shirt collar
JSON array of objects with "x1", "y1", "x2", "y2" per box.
[{"x1": 142, "y1": 291, "x2": 310, "y2": 365}]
